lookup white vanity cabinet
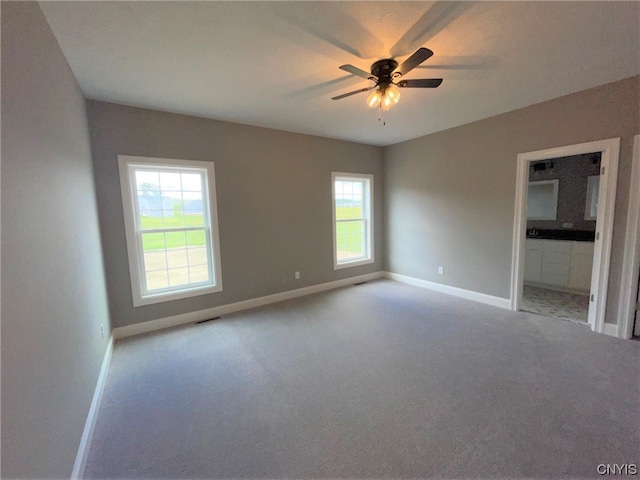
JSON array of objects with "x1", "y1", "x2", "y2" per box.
[{"x1": 524, "y1": 239, "x2": 594, "y2": 293}]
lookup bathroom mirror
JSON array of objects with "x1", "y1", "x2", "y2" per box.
[
  {"x1": 527, "y1": 179, "x2": 559, "y2": 220},
  {"x1": 585, "y1": 175, "x2": 599, "y2": 220}
]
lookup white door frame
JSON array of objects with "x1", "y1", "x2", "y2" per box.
[
  {"x1": 618, "y1": 135, "x2": 640, "y2": 339},
  {"x1": 510, "y1": 138, "x2": 620, "y2": 334}
]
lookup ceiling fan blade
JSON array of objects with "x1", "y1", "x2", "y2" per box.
[
  {"x1": 397, "y1": 78, "x2": 443, "y2": 88},
  {"x1": 331, "y1": 86, "x2": 375, "y2": 100},
  {"x1": 339, "y1": 64, "x2": 376, "y2": 80},
  {"x1": 394, "y1": 47, "x2": 434, "y2": 76}
]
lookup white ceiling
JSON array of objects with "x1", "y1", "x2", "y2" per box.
[{"x1": 40, "y1": 1, "x2": 640, "y2": 147}]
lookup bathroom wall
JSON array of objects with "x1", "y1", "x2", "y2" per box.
[{"x1": 527, "y1": 153, "x2": 601, "y2": 231}]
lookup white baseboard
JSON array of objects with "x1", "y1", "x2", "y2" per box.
[
  {"x1": 71, "y1": 335, "x2": 114, "y2": 480},
  {"x1": 603, "y1": 322, "x2": 619, "y2": 338},
  {"x1": 384, "y1": 271, "x2": 511, "y2": 309},
  {"x1": 113, "y1": 271, "x2": 385, "y2": 339}
]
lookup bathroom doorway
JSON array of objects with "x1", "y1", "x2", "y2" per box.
[
  {"x1": 510, "y1": 138, "x2": 620, "y2": 335},
  {"x1": 520, "y1": 153, "x2": 600, "y2": 325}
]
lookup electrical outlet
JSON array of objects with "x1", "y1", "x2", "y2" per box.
[
  {"x1": 563, "y1": 222, "x2": 573, "y2": 229},
  {"x1": 100, "y1": 324, "x2": 104, "y2": 339},
  {"x1": 438, "y1": 266, "x2": 444, "y2": 275},
  {"x1": 295, "y1": 271, "x2": 300, "y2": 280}
]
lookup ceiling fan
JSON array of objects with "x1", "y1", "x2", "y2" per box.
[{"x1": 332, "y1": 47, "x2": 443, "y2": 110}]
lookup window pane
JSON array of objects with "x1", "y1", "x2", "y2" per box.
[
  {"x1": 159, "y1": 172, "x2": 181, "y2": 191},
  {"x1": 144, "y1": 251, "x2": 167, "y2": 271},
  {"x1": 167, "y1": 248, "x2": 189, "y2": 268},
  {"x1": 181, "y1": 173, "x2": 202, "y2": 192},
  {"x1": 187, "y1": 230, "x2": 206, "y2": 247},
  {"x1": 137, "y1": 194, "x2": 160, "y2": 216},
  {"x1": 168, "y1": 267, "x2": 190, "y2": 287},
  {"x1": 163, "y1": 203, "x2": 181, "y2": 226},
  {"x1": 165, "y1": 231, "x2": 187, "y2": 249},
  {"x1": 163, "y1": 216, "x2": 184, "y2": 228},
  {"x1": 146, "y1": 270, "x2": 169, "y2": 291},
  {"x1": 183, "y1": 192, "x2": 204, "y2": 226},
  {"x1": 187, "y1": 247, "x2": 207, "y2": 266},
  {"x1": 185, "y1": 213, "x2": 204, "y2": 227},
  {"x1": 135, "y1": 171, "x2": 160, "y2": 192},
  {"x1": 139, "y1": 209, "x2": 163, "y2": 229},
  {"x1": 142, "y1": 232, "x2": 165, "y2": 251},
  {"x1": 189, "y1": 265, "x2": 210, "y2": 283}
]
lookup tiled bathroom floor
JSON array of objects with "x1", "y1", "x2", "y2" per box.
[{"x1": 521, "y1": 285, "x2": 590, "y2": 324}]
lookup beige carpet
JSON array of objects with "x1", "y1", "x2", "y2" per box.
[{"x1": 84, "y1": 279, "x2": 639, "y2": 479}]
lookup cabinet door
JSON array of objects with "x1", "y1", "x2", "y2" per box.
[
  {"x1": 569, "y1": 242, "x2": 594, "y2": 291},
  {"x1": 524, "y1": 249, "x2": 542, "y2": 282},
  {"x1": 541, "y1": 240, "x2": 571, "y2": 286}
]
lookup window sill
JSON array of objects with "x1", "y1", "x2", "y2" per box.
[
  {"x1": 333, "y1": 257, "x2": 374, "y2": 270},
  {"x1": 133, "y1": 283, "x2": 223, "y2": 307}
]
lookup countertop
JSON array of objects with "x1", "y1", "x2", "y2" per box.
[{"x1": 526, "y1": 229, "x2": 595, "y2": 242}]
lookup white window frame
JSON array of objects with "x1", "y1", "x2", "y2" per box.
[
  {"x1": 332, "y1": 172, "x2": 374, "y2": 270},
  {"x1": 118, "y1": 155, "x2": 223, "y2": 306}
]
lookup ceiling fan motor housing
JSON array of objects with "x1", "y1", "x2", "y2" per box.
[{"x1": 371, "y1": 59, "x2": 399, "y2": 86}]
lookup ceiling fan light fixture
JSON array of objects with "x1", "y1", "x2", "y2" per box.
[
  {"x1": 367, "y1": 84, "x2": 401, "y2": 110},
  {"x1": 381, "y1": 93, "x2": 394, "y2": 110},
  {"x1": 380, "y1": 84, "x2": 401, "y2": 110},
  {"x1": 386, "y1": 84, "x2": 401, "y2": 102},
  {"x1": 366, "y1": 89, "x2": 382, "y2": 108}
]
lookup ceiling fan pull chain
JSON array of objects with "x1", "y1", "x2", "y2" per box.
[{"x1": 378, "y1": 103, "x2": 386, "y2": 126}]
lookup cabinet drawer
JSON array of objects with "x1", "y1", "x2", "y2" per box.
[
  {"x1": 544, "y1": 251, "x2": 571, "y2": 265},
  {"x1": 543, "y1": 240, "x2": 572, "y2": 253},
  {"x1": 542, "y1": 262, "x2": 570, "y2": 276}
]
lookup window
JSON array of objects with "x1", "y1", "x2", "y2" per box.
[
  {"x1": 118, "y1": 155, "x2": 223, "y2": 306},
  {"x1": 332, "y1": 172, "x2": 374, "y2": 269}
]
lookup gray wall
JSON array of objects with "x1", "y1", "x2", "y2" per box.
[
  {"x1": 1, "y1": 2, "x2": 111, "y2": 478},
  {"x1": 384, "y1": 76, "x2": 639, "y2": 325},
  {"x1": 86, "y1": 101, "x2": 383, "y2": 328},
  {"x1": 527, "y1": 153, "x2": 601, "y2": 231}
]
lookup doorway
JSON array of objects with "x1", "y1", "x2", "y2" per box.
[
  {"x1": 520, "y1": 154, "x2": 600, "y2": 325},
  {"x1": 510, "y1": 138, "x2": 620, "y2": 335}
]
